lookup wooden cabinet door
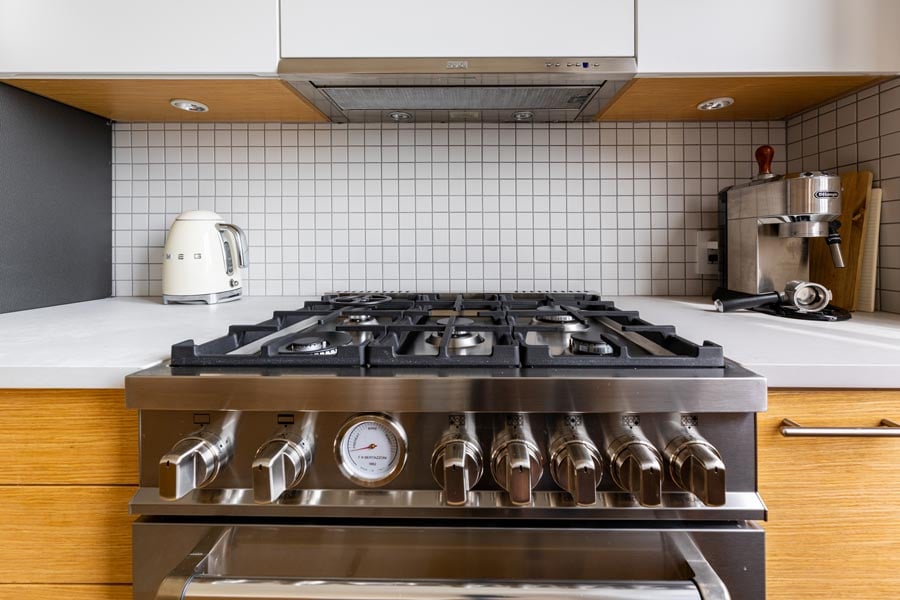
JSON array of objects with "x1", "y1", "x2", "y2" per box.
[
  {"x1": 759, "y1": 390, "x2": 900, "y2": 599},
  {"x1": 0, "y1": 389, "x2": 136, "y2": 596}
]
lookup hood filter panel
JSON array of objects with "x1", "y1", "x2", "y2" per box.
[{"x1": 321, "y1": 86, "x2": 598, "y2": 111}]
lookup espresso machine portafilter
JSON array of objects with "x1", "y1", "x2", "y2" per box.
[{"x1": 713, "y1": 146, "x2": 850, "y2": 321}]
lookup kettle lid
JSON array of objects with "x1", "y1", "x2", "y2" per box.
[{"x1": 174, "y1": 210, "x2": 223, "y2": 221}]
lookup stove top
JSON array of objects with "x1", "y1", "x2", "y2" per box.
[{"x1": 170, "y1": 292, "x2": 724, "y2": 369}]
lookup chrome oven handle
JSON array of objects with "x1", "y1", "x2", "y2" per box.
[
  {"x1": 155, "y1": 528, "x2": 731, "y2": 600},
  {"x1": 780, "y1": 418, "x2": 900, "y2": 438},
  {"x1": 181, "y1": 578, "x2": 702, "y2": 599}
]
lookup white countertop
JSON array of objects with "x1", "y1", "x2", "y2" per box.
[{"x1": 0, "y1": 296, "x2": 898, "y2": 389}]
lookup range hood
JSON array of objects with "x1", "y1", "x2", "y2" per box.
[{"x1": 278, "y1": 0, "x2": 636, "y2": 123}]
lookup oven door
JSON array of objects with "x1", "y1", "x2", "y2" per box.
[{"x1": 134, "y1": 520, "x2": 763, "y2": 600}]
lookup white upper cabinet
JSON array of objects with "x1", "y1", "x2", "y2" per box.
[
  {"x1": 281, "y1": 0, "x2": 635, "y2": 58},
  {"x1": 638, "y1": 0, "x2": 900, "y2": 74},
  {"x1": 0, "y1": 0, "x2": 278, "y2": 75}
]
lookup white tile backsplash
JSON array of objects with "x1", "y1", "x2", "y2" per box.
[
  {"x1": 112, "y1": 120, "x2": 785, "y2": 298},
  {"x1": 787, "y1": 78, "x2": 900, "y2": 314}
]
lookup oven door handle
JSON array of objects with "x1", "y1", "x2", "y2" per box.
[{"x1": 156, "y1": 527, "x2": 731, "y2": 600}]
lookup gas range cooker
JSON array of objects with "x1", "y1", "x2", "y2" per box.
[{"x1": 128, "y1": 292, "x2": 767, "y2": 600}]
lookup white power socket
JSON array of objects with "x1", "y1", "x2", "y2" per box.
[{"x1": 695, "y1": 230, "x2": 720, "y2": 276}]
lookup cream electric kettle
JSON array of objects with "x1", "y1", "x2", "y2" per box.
[{"x1": 162, "y1": 211, "x2": 248, "y2": 304}]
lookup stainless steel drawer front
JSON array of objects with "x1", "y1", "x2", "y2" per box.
[{"x1": 135, "y1": 522, "x2": 761, "y2": 600}]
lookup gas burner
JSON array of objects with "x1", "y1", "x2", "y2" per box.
[
  {"x1": 532, "y1": 306, "x2": 590, "y2": 331},
  {"x1": 344, "y1": 313, "x2": 375, "y2": 324},
  {"x1": 331, "y1": 293, "x2": 393, "y2": 307},
  {"x1": 426, "y1": 317, "x2": 486, "y2": 349},
  {"x1": 569, "y1": 332, "x2": 614, "y2": 356},
  {"x1": 535, "y1": 306, "x2": 576, "y2": 323},
  {"x1": 282, "y1": 331, "x2": 353, "y2": 355}
]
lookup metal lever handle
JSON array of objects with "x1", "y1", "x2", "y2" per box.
[
  {"x1": 252, "y1": 438, "x2": 310, "y2": 504},
  {"x1": 442, "y1": 440, "x2": 470, "y2": 506},
  {"x1": 217, "y1": 223, "x2": 248, "y2": 267},
  {"x1": 159, "y1": 437, "x2": 218, "y2": 501},
  {"x1": 506, "y1": 441, "x2": 533, "y2": 506},
  {"x1": 780, "y1": 418, "x2": 900, "y2": 438},
  {"x1": 567, "y1": 442, "x2": 600, "y2": 506},
  {"x1": 620, "y1": 443, "x2": 662, "y2": 507},
  {"x1": 681, "y1": 444, "x2": 726, "y2": 507}
]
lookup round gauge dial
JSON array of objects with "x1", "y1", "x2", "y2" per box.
[{"x1": 335, "y1": 414, "x2": 408, "y2": 487}]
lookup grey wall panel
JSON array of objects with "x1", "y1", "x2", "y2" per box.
[{"x1": 0, "y1": 83, "x2": 111, "y2": 313}]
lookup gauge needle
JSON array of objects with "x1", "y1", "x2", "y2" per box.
[{"x1": 351, "y1": 443, "x2": 378, "y2": 451}]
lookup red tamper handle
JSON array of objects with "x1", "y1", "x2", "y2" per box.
[{"x1": 755, "y1": 145, "x2": 774, "y2": 177}]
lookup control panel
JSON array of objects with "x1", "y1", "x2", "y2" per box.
[{"x1": 146, "y1": 410, "x2": 753, "y2": 512}]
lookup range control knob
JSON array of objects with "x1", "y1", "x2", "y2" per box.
[
  {"x1": 252, "y1": 430, "x2": 313, "y2": 504},
  {"x1": 431, "y1": 438, "x2": 483, "y2": 506},
  {"x1": 607, "y1": 434, "x2": 663, "y2": 507},
  {"x1": 491, "y1": 416, "x2": 543, "y2": 506},
  {"x1": 665, "y1": 434, "x2": 726, "y2": 507},
  {"x1": 159, "y1": 428, "x2": 233, "y2": 501},
  {"x1": 549, "y1": 416, "x2": 603, "y2": 506}
]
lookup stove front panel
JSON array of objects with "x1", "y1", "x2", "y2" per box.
[{"x1": 134, "y1": 408, "x2": 763, "y2": 520}]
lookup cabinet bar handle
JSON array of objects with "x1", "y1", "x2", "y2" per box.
[{"x1": 780, "y1": 418, "x2": 900, "y2": 438}]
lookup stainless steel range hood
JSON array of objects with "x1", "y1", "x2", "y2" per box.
[
  {"x1": 278, "y1": 0, "x2": 636, "y2": 123},
  {"x1": 278, "y1": 58, "x2": 634, "y2": 123}
]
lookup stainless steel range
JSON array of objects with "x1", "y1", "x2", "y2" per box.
[{"x1": 126, "y1": 292, "x2": 767, "y2": 600}]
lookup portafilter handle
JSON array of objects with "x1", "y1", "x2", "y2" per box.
[{"x1": 714, "y1": 291, "x2": 783, "y2": 313}]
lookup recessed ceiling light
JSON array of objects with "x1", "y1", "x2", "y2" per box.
[
  {"x1": 170, "y1": 99, "x2": 209, "y2": 113},
  {"x1": 512, "y1": 110, "x2": 534, "y2": 122},
  {"x1": 388, "y1": 111, "x2": 412, "y2": 122},
  {"x1": 696, "y1": 97, "x2": 735, "y2": 111}
]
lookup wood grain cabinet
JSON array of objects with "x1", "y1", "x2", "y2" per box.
[
  {"x1": 0, "y1": 389, "x2": 135, "y2": 600},
  {"x1": 759, "y1": 390, "x2": 900, "y2": 599},
  {"x1": 2, "y1": 387, "x2": 898, "y2": 599}
]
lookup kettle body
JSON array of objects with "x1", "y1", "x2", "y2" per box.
[{"x1": 162, "y1": 211, "x2": 248, "y2": 304}]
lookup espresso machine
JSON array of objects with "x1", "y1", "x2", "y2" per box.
[{"x1": 713, "y1": 146, "x2": 850, "y2": 321}]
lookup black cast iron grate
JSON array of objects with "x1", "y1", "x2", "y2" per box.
[{"x1": 170, "y1": 292, "x2": 724, "y2": 368}]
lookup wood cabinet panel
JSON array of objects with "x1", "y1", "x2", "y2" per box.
[
  {"x1": 0, "y1": 389, "x2": 136, "y2": 485},
  {"x1": 0, "y1": 79, "x2": 328, "y2": 123},
  {"x1": 596, "y1": 76, "x2": 886, "y2": 122},
  {"x1": 0, "y1": 584, "x2": 131, "y2": 600},
  {"x1": 0, "y1": 486, "x2": 135, "y2": 584},
  {"x1": 760, "y1": 390, "x2": 900, "y2": 599}
]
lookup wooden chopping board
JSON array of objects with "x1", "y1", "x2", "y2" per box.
[
  {"x1": 809, "y1": 171, "x2": 873, "y2": 310},
  {"x1": 855, "y1": 187, "x2": 882, "y2": 312}
]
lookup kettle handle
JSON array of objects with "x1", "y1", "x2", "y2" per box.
[{"x1": 216, "y1": 223, "x2": 248, "y2": 268}]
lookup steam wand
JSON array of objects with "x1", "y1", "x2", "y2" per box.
[{"x1": 826, "y1": 220, "x2": 846, "y2": 269}]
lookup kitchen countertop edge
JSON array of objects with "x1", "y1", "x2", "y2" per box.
[{"x1": 0, "y1": 295, "x2": 897, "y2": 390}]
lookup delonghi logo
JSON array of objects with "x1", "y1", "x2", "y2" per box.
[{"x1": 814, "y1": 191, "x2": 839, "y2": 198}]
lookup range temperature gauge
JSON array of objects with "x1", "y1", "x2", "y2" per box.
[{"x1": 335, "y1": 414, "x2": 408, "y2": 487}]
